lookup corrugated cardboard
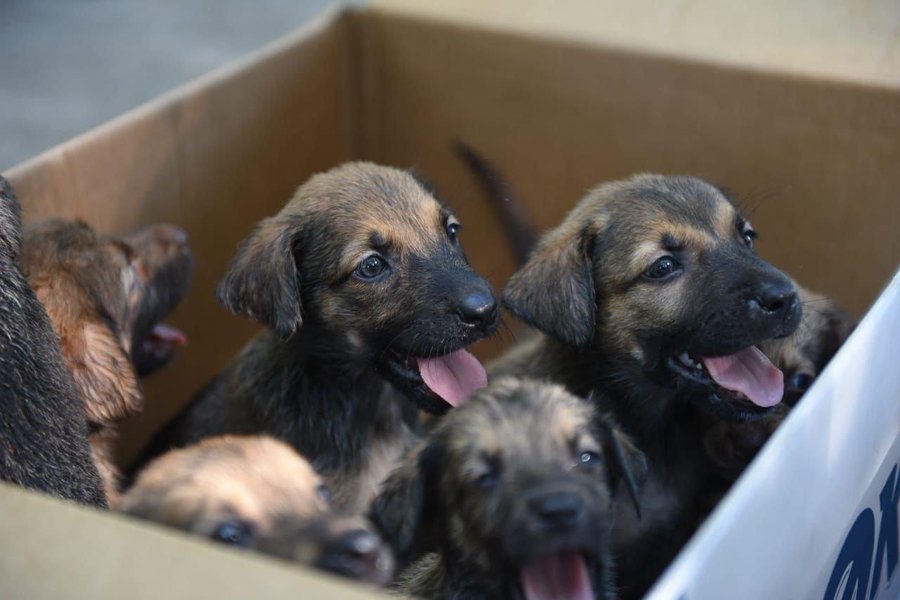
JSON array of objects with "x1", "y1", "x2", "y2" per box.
[{"x1": 3, "y1": 1, "x2": 899, "y2": 597}]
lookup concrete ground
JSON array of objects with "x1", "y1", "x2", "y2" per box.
[{"x1": 0, "y1": 0, "x2": 340, "y2": 170}]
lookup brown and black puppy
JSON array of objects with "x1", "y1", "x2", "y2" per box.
[
  {"x1": 141, "y1": 162, "x2": 498, "y2": 512},
  {"x1": 490, "y1": 174, "x2": 802, "y2": 597},
  {"x1": 23, "y1": 219, "x2": 193, "y2": 505},
  {"x1": 372, "y1": 377, "x2": 646, "y2": 600},
  {"x1": 121, "y1": 436, "x2": 394, "y2": 585},
  {"x1": 0, "y1": 176, "x2": 106, "y2": 506},
  {"x1": 703, "y1": 284, "x2": 855, "y2": 482}
]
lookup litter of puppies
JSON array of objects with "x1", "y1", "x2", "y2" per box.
[{"x1": 0, "y1": 144, "x2": 855, "y2": 598}]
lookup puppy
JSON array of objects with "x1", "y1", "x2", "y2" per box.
[
  {"x1": 22, "y1": 219, "x2": 193, "y2": 506},
  {"x1": 140, "y1": 162, "x2": 498, "y2": 512},
  {"x1": 372, "y1": 377, "x2": 645, "y2": 600},
  {"x1": 703, "y1": 283, "x2": 855, "y2": 481},
  {"x1": 0, "y1": 176, "x2": 106, "y2": 506},
  {"x1": 491, "y1": 174, "x2": 802, "y2": 597},
  {"x1": 121, "y1": 435, "x2": 394, "y2": 585}
]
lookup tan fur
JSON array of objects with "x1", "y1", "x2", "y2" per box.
[
  {"x1": 122, "y1": 436, "x2": 326, "y2": 529},
  {"x1": 121, "y1": 436, "x2": 395, "y2": 585}
]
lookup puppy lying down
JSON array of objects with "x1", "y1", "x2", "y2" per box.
[
  {"x1": 372, "y1": 377, "x2": 646, "y2": 600},
  {"x1": 121, "y1": 435, "x2": 395, "y2": 586}
]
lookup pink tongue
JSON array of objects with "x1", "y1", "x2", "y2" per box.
[
  {"x1": 149, "y1": 323, "x2": 188, "y2": 348},
  {"x1": 701, "y1": 346, "x2": 783, "y2": 407},
  {"x1": 521, "y1": 551, "x2": 594, "y2": 600},
  {"x1": 416, "y1": 349, "x2": 487, "y2": 407}
]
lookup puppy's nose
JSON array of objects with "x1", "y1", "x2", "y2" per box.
[
  {"x1": 456, "y1": 290, "x2": 498, "y2": 327},
  {"x1": 530, "y1": 492, "x2": 584, "y2": 529},
  {"x1": 159, "y1": 224, "x2": 189, "y2": 247},
  {"x1": 750, "y1": 281, "x2": 799, "y2": 318},
  {"x1": 322, "y1": 530, "x2": 384, "y2": 577}
]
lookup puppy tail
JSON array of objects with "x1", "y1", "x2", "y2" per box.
[{"x1": 453, "y1": 141, "x2": 539, "y2": 266}]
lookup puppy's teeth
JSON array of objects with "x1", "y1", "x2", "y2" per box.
[{"x1": 678, "y1": 352, "x2": 692, "y2": 366}]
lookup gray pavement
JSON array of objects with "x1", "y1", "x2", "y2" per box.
[{"x1": 0, "y1": 0, "x2": 339, "y2": 170}]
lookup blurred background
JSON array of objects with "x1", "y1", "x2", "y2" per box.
[{"x1": 0, "y1": 0, "x2": 341, "y2": 169}]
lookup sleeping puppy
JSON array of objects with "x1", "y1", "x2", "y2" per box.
[
  {"x1": 0, "y1": 176, "x2": 106, "y2": 506},
  {"x1": 491, "y1": 174, "x2": 802, "y2": 597},
  {"x1": 372, "y1": 377, "x2": 646, "y2": 600},
  {"x1": 23, "y1": 219, "x2": 193, "y2": 505},
  {"x1": 703, "y1": 284, "x2": 855, "y2": 482},
  {"x1": 121, "y1": 436, "x2": 394, "y2": 585},
  {"x1": 140, "y1": 162, "x2": 498, "y2": 512}
]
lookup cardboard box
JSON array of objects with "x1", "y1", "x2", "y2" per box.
[{"x1": 3, "y1": 2, "x2": 899, "y2": 597}]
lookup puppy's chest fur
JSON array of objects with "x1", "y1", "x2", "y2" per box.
[{"x1": 169, "y1": 331, "x2": 415, "y2": 510}]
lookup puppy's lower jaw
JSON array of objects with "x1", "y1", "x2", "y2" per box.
[
  {"x1": 520, "y1": 550, "x2": 594, "y2": 600},
  {"x1": 132, "y1": 323, "x2": 188, "y2": 377}
]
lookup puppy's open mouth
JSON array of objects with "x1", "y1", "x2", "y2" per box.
[
  {"x1": 378, "y1": 348, "x2": 488, "y2": 414},
  {"x1": 133, "y1": 323, "x2": 188, "y2": 377},
  {"x1": 521, "y1": 550, "x2": 594, "y2": 600},
  {"x1": 666, "y1": 346, "x2": 783, "y2": 408}
]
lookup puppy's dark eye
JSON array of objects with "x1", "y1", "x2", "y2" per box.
[
  {"x1": 447, "y1": 221, "x2": 461, "y2": 242},
  {"x1": 316, "y1": 483, "x2": 333, "y2": 503},
  {"x1": 577, "y1": 450, "x2": 601, "y2": 469},
  {"x1": 787, "y1": 372, "x2": 815, "y2": 392},
  {"x1": 355, "y1": 255, "x2": 387, "y2": 280},
  {"x1": 643, "y1": 256, "x2": 681, "y2": 280},
  {"x1": 211, "y1": 520, "x2": 255, "y2": 548},
  {"x1": 474, "y1": 472, "x2": 500, "y2": 489},
  {"x1": 742, "y1": 229, "x2": 757, "y2": 248}
]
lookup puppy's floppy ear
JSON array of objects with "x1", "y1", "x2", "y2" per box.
[
  {"x1": 503, "y1": 222, "x2": 595, "y2": 347},
  {"x1": 370, "y1": 440, "x2": 443, "y2": 568},
  {"x1": 217, "y1": 215, "x2": 302, "y2": 338},
  {"x1": 596, "y1": 414, "x2": 648, "y2": 519}
]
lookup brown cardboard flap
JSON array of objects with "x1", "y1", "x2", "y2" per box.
[
  {"x1": 360, "y1": 7, "x2": 900, "y2": 324},
  {"x1": 1, "y1": 5, "x2": 899, "y2": 596},
  {"x1": 0, "y1": 483, "x2": 385, "y2": 600},
  {"x1": 375, "y1": 0, "x2": 900, "y2": 88}
]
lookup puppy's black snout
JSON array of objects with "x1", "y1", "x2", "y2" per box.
[
  {"x1": 457, "y1": 290, "x2": 498, "y2": 328},
  {"x1": 530, "y1": 492, "x2": 584, "y2": 529},
  {"x1": 750, "y1": 281, "x2": 798, "y2": 317},
  {"x1": 335, "y1": 529, "x2": 381, "y2": 560}
]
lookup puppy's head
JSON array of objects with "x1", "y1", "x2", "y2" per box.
[
  {"x1": 373, "y1": 378, "x2": 646, "y2": 597},
  {"x1": 22, "y1": 220, "x2": 193, "y2": 425},
  {"x1": 760, "y1": 283, "x2": 855, "y2": 403},
  {"x1": 121, "y1": 436, "x2": 394, "y2": 585},
  {"x1": 505, "y1": 175, "x2": 803, "y2": 420},
  {"x1": 217, "y1": 162, "x2": 498, "y2": 414}
]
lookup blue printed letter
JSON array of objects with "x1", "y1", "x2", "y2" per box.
[
  {"x1": 870, "y1": 465, "x2": 900, "y2": 600},
  {"x1": 824, "y1": 509, "x2": 875, "y2": 600}
]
